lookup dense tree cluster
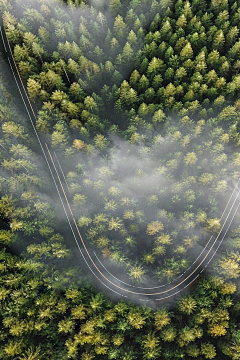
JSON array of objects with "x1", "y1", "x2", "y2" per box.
[
  {"x1": 0, "y1": 59, "x2": 71, "y2": 264},
  {"x1": 3, "y1": 0, "x2": 240, "y2": 140},
  {"x1": 1, "y1": 246, "x2": 240, "y2": 359},
  {"x1": 117, "y1": 0, "x2": 240, "y2": 117},
  {"x1": 1, "y1": 0, "x2": 240, "y2": 359}
]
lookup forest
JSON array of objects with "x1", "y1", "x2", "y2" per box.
[{"x1": 1, "y1": 0, "x2": 240, "y2": 358}]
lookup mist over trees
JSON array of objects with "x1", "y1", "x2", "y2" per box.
[{"x1": 1, "y1": 0, "x2": 240, "y2": 359}]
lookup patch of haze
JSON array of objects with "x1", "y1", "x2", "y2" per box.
[{"x1": 51, "y1": 126, "x2": 240, "y2": 290}]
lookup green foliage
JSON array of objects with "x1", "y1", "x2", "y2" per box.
[{"x1": 2, "y1": 0, "x2": 240, "y2": 359}]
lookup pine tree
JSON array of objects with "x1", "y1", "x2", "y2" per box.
[
  {"x1": 180, "y1": 43, "x2": 193, "y2": 61},
  {"x1": 176, "y1": 14, "x2": 187, "y2": 28},
  {"x1": 127, "y1": 30, "x2": 137, "y2": 46},
  {"x1": 109, "y1": 0, "x2": 122, "y2": 17},
  {"x1": 27, "y1": 78, "x2": 41, "y2": 100},
  {"x1": 152, "y1": 109, "x2": 166, "y2": 123},
  {"x1": 178, "y1": 296, "x2": 197, "y2": 315},
  {"x1": 113, "y1": 15, "x2": 127, "y2": 40},
  {"x1": 213, "y1": 30, "x2": 225, "y2": 51},
  {"x1": 122, "y1": 42, "x2": 134, "y2": 63}
]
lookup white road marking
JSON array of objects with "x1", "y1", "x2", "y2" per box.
[
  {"x1": 201, "y1": 194, "x2": 240, "y2": 271},
  {"x1": 54, "y1": 151, "x2": 70, "y2": 191},
  {"x1": 0, "y1": 26, "x2": 7, "y2": 52},
  {"x1": 155, "y1": 274, "x2": 199, "y2": 301}
]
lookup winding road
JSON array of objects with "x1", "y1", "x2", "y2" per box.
[{"x1": 1, "y1": 22, "x2": 240, "y2": 302}]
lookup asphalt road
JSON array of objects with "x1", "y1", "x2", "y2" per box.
[{"x1": 1, "y1": 22, "x2": 240, "y2": 302}]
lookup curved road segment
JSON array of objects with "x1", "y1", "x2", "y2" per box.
[{"x1": 1, "y1": 23, "x2": 240, "y2": 302}]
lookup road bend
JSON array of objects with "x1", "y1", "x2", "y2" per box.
[
  {"x1": 1, "y1": 22, "x2": 240, "y2": 301},
  {"x1": 45, "y1": 148, "x2": 240, "y2": 301}
]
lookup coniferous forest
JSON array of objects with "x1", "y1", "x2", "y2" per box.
[{"x1": 2, "y1": 0, "x2": 240, "y2": 358}]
